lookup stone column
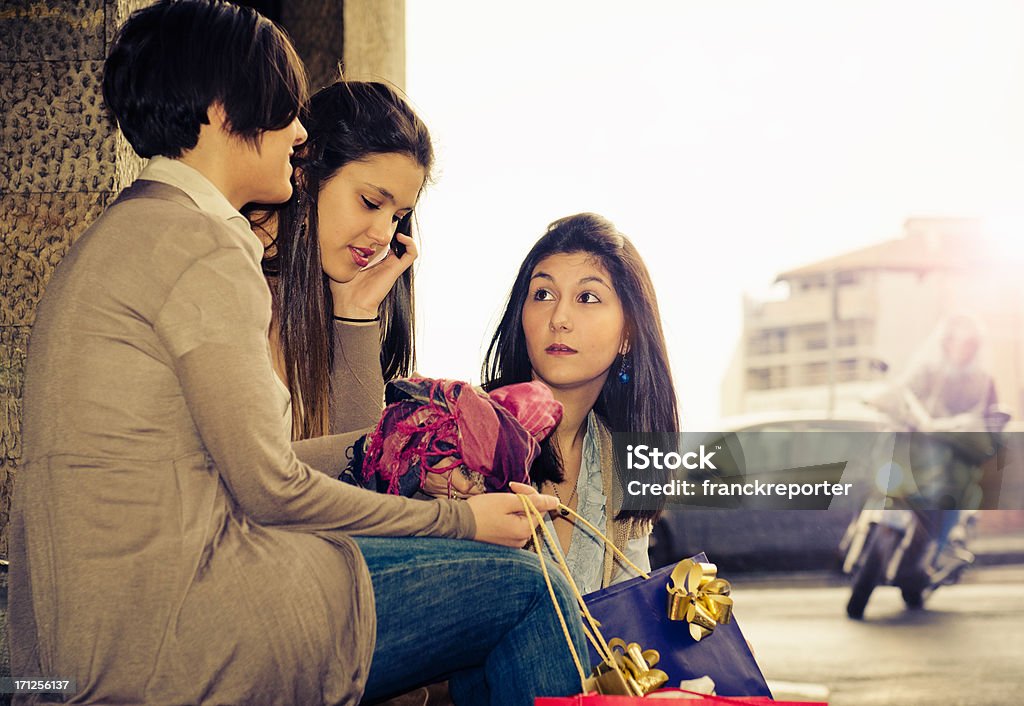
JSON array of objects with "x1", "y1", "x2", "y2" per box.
[
  {"x1": 0, "y1": 0, "x2": 147, "y2": 560},
  {"x1": 342, "y1": 0, "x2": 405, "y2": 90},
  {"x1": 282, "y1": 0, "x2": 405, "y2": 92}
]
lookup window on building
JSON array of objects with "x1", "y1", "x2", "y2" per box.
[
  {"x1": 838, "y1": 358, "x2": 859, "y2": 382},
  {"x1": 802, "y1": 361, "x2": 828, "y2": 386},
  {"x1": 803, "y1": 320, "x2": 869, "y2": 350},
  {"x1": 795, "y1": 271, "x2": 861, "y2": 292},
  {"x1": 837, "y1": 320, "x2": 864, "y2": 348},
  {"x1": 748, "y1": 328, "x2": 787, "y2": 355},
  {"x1": 801, "y1": 359, "x2": 862, "y2": 386},
  {"x1": 802, "y1": 323, "x2": 827, "y2": 350},
  {"x1": 747, "y1": 366, "x2": 788, "y2": 390}
]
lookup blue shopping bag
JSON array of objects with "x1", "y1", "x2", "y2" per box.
[{"x1": 582, "y1": 553, "x2": 772, "y2": 698}]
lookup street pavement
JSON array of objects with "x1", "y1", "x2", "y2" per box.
[{"x1": 733, "y1": 565, "x2": 1024, "y2": 705}]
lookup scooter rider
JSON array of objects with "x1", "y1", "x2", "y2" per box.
[{"x1": 881, "y1": 313, "x2": 1000, "y2": 573}]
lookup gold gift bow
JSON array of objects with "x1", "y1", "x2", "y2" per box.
[
  {"x1": 667, "y1": 560, "x2": 734, "y2": 642},
  {"x1": 519, "y1": 496, "x2": 669, "y2": 696},
  {"x1": 607, "y1": 638, "x2": 670, "y2": 694}
]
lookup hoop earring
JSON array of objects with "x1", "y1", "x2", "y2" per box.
[{"x1": 617, "y1": 354, "x2": 631, "y2": 384}]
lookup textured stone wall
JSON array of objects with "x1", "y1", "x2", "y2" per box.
[
  {"x1": 0, "y1": 0, "x2": 406, "y2": 557},
  {"x1": 281, "y1": 0, "x2": 346, "y2": 92},
  {"x1": 0, "y1": 0, "x2": 147, "y2": 562}
]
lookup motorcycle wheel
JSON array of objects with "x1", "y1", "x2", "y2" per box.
[
  {"x1": 847, "y1": 525, "x2": 898, "y2": 619},
  {"x1": 901, "y1": 588, "x2": 925, "y2": 609}
]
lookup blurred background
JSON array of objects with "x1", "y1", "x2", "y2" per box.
[
  {"x1": 403, "y1": 0, "x2": 1024, "y2": 576},
  {"x1": 404, "y1": 1, "x2": 1024, "y2": 429}
]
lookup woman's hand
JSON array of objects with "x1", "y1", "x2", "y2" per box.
[
  {"x1": 466, "y1": 482, "x2": 557, "y2": 548},
  {"x1": 421, "y1": 460, "x2": 485, "y2": 499},
  {"x1": 330, "y1": 232, "x2": 418, "y2": 319}
]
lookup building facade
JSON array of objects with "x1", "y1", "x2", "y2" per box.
[{"x1": 722, "y1": 217, "x2": 1024, "y2": 420}]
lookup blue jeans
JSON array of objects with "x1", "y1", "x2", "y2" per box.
[{"x1": 355, "y1": 537, "x2": 589, "y2": 706}]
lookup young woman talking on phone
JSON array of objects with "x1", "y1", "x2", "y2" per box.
[{"x1": 249, "y1": 80, "x2": 425, "y2": 441}]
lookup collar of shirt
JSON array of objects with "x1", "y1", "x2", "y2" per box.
[{"x1": 139, "y1": 156, "x2": 264, "y2": 266}]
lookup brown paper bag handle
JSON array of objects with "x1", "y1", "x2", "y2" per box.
[
  {"x1": 549, "y1": 501, "x2": 652, "y2": 581},
  {"x1": 519, "y1": 496, "x2": 639, "y2": 694}
]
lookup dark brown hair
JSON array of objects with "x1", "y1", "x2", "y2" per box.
[
  {"x1": 255, "y1": 81, "x2": 433, "y2": 440},
  {"x1": 103, "y1": 0, "x2": 307, "y2": 159},
  {"x1": 483, "y1": 213, "x2": 679, "y2": 522}
]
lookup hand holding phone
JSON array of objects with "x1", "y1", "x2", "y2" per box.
[{"x1": 329, "y1": 231, "x2": 418, "y2": 319}]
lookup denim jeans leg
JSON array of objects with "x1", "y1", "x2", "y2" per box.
[{"x1": 355, "y1": 536, "x2": 588, "y2": 706}]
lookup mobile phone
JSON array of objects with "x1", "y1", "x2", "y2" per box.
[{"x1": 361, "y1": 212, "x2": 413, "y2": 271}]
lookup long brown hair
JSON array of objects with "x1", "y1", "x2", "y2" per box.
[
  {"x1": 482, "y1": 214, "x2": 679, "y2": 522},
  {"x1": 252, "y1": 81, "x2": 433, "y2": 440}
]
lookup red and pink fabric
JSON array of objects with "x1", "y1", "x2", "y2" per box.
[{"x1": 351, "y1": 378, "x2": 562, "y2": 496}]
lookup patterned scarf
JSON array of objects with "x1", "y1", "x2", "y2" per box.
[{"x1": 342, "y1": 378, "x2": 562, "y2": 496}]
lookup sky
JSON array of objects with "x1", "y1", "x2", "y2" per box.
[{"x1": 404, "y1": 0, "x2": 1024, "y2": 427}]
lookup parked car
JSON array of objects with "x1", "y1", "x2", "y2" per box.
[{"x1": 648, "y1": 407, "x2": 889, "y2": 571}]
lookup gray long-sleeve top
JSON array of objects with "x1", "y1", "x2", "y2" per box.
[{"x1": 9, "y1": 180, "x2": 474, "y2": 706}]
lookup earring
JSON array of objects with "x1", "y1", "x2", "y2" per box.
[
  {"x1": 294, "y1": 190, "x2": 308, "y2": 237},
  {"x1": 617, "y1": 354, "x2": 631, "y2": 384}
]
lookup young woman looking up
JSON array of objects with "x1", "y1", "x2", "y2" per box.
[{"x1": 480, "y1": 213, "x2": 681, "y2": 594}]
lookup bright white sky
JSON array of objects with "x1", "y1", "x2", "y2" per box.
[{"x1": 405, "y1": 0, "x2": 1024, "y2": 427}]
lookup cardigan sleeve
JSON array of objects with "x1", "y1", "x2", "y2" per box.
[
  {"x1": 328, "y1": 320, "x2": 386, "y2": 434},
  {"x1": 288, "y1": 316, "x2": 384, "y2": 476},
  {"x1": 154, "y1": 243, "x2": 475, "y2": 538}
]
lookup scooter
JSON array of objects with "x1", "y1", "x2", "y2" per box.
[
  {"x1": 839, "y1": 406, "x2": 1008, "y2": 619},
  {"x1": 840, "y1": 500, "x2": 977, "y2": 619}
]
